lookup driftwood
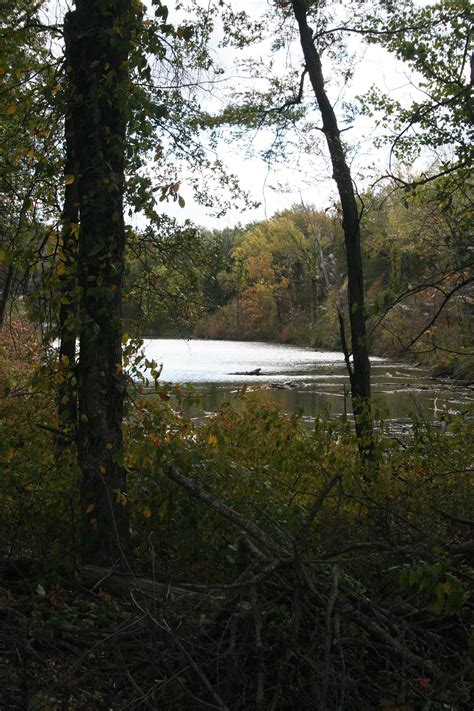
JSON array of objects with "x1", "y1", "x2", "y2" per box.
[
  {"x1": 229, "y1": 368, "x2": 262, "y2": 375},
  {"x1": 268, "y1": 381, "x2": 298, "y2": 389}
]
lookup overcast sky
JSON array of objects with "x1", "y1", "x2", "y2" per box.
[
  {"x1": 161, "y1": 0, "x2": 423, "y2": 229},
  {"x1": 46, "y1": 0, "x2": 424, "y2": 230}
]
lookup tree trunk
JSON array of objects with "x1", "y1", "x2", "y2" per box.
[
  {"x1": 58, "y1": 18, "x2": 79, "y2": 433},
  {"x1": 67, "y1": 0, "x2": 132, "y2": 567},
  {"x1": 291, "y1": 0, "x2": 374, "y2": 457},
  {"x1": 0, "y1": 263, "x2": 14, "y2": 330}
]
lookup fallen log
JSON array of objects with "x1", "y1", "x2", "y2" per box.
[
  {"x1": 81, "y1": 564, "x2": 211, "y2": 601},
  {"x1": 229, "y1": 368, "x2": 262, "y2": 375}
]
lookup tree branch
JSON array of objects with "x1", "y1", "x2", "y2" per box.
[{"x1": 165, "y1": 466, "x2": 289, "y2": 558}]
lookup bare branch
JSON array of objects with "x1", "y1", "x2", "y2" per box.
[
  {"x1": 165, "y1": 466, "x2": 289, "y2": 558},
  {"x1": 296, "y1": 474, "x2": 341, "y2": 552},
  {"x1": 402, "y1": 276, "x2": 474, "y2": 353}
]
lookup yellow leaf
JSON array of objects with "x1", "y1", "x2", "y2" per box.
[
  {"x1": 64, "y1": 174, "x2": 75, "y2": 185},
  {"x1": 86, "y1": 503, "x2": 95, "y2": 513},
  {"x1": 208, "y1": 434, "x2": 218, "y2": 447},
  {"x1": 106, "y1": 442, "x2": 113, "y2": 450},
  {"x1": 5, "y1": 102, "x2": 16, "y2": 115},
  {"x1": 56, "y1": 261, "x2": 65, "y2": 276},
  {"x1": 90, "y1": 517, "x2": 98, "y2": 529},
  {"x1": 143, "y1": 506, "x2": 152, "y2": 519},
  {"x1": 99, "y1": 465, "x2": 106, "y2": 475}
]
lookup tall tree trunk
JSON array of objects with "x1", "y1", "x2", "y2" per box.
[
  {"x1": 58, "y1": 18, "x2": 79, "y2": 432},
  {"x1": 291, "y1": 0, "x2": 374, "y2": 458},
  {"x1": 67, "y1": 0, "x2": 132, "y2": 567}
]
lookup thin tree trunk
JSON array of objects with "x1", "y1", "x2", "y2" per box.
[
  {"x1": 291, "y1": 0, "x2": 374, "y2": 457},
  {"x1": 67, "y1": 0, "x2": 132, "y2": 567}
]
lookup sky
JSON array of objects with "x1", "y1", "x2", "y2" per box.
[{"x1": 160, "y1": 0, "x2": 423, "y2": 229}]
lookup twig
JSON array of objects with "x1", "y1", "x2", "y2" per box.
[
  {"x1": 343, "y1": 602, "x2": 443, "y2": 679},
  {"x1": 435, "y1": 508, "x2": 474, "y2": 528},
  {"x1": 252, "y1": 585, "x2": 265, "y2": 708},
  {"x1": 131, "y1": 590, "x2": 230, "y2": 710}
]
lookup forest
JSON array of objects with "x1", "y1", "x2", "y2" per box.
[{"x1": 0, "y1": 1, "x2": 473, "y2": 709}]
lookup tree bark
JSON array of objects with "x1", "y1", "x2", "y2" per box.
[
  {"x1": 58, "y1": 18, "x2": 79, "y2": 433},
  {"x1": 67, "y1": 0, "x2": 133, "y2": 567},
  {"x1": 291, "y1": 0, "x2": 374, "y2": 457},
  {"x1": 0, "y1": 263, "x2": 14, "y2": 330}
]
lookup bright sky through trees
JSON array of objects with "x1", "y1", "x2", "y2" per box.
[
  {"x1": 161, "y1": 0, "x2": 435, "y2": 228},
  {"x1": 42, "y1": 0, "x2": 465, "y2": 229}
]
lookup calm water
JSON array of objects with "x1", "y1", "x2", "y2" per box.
[{"x1": 142, "y1": 338, "x2": 473, "y2": 427}]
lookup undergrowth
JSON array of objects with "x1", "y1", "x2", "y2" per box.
[{"x1": 1, "y1": 329, "x2": 473, "y2": 709}]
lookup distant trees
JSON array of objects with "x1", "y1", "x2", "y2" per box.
[
  {"x1": 358, "y1": 0, "x2": 473, "y2": 371},
  {"x1": 196, "y1": 207, "x2": 339, "y2": 342},
  {"x1": 123, "y1": 220, "x2": 218, "y2": 337},
  {"x1": 194, "y1": 185, "x2": 472, "y2": 378},
  {"x1": 362, "y1": 181, "x2": 473, "y2": 374}
]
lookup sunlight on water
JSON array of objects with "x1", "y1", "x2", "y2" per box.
[
  {"x1": 142, "y1": 338, "x2": 349, "y2": 383},
  {"x1": 142, "y1": 339, "x2": 473, "y2": 423}
]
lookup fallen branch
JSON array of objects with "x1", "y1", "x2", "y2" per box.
[
  {"x1": 165, "y1": 466, "x2": 289, "y2": 558},
  {"x1": 81, "y1": 564, "x2": 207, "y2": 601},
  {"x1": 295, "y1": 474, "x2": 341, "y2": 552}
]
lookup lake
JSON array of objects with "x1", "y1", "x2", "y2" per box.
[{"x1": 141, "y1": 338, "x2": 473, "y2": 428}]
